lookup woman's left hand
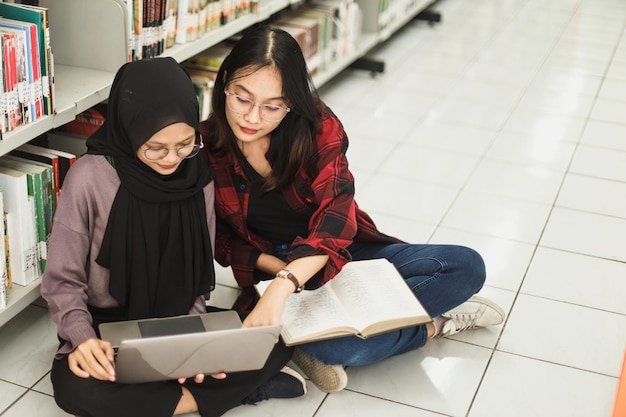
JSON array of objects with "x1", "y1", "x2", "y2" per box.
[{"x1": 178, "y1": 372, "x2": 227, "y2": 384}]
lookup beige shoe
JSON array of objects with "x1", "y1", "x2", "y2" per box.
[
  {"x1": 439, "y1": 295, "x2": 505, "y2": 337},
  {"x1": 291, "y1": 348, "x2": 347, "y2": 393}
]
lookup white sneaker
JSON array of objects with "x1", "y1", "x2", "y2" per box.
[{"x1": 439, "y1": 296, "x2": 505, "y2": 337}]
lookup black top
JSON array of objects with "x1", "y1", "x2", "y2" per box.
[{"x1": 243, "y1": 159, "x2": 312, "y2": 243}]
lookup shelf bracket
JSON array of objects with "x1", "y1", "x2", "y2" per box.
[
  {"x1": 414, "y1": 9, "x2": 442, "y2": 25},
  {"x1": 348, "y1": 57, "x2": 385, "y2": 76}
]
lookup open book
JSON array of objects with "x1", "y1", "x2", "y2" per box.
[{"x1": 255, "y1": 258, "x2": 431, "y2": 346}]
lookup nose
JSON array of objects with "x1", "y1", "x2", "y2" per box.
[
  {"x1": 244, "y1": 103, "x2": 263, "y2": 123},
  {"x1": 162, "y1": 148, "x2": 181, "y2": 163}
]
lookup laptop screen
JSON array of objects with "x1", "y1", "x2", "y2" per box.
[{"x1": 138, "y1": 315, "x2": 206, "y2": 338}]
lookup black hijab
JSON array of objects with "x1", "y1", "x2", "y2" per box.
[{"x1": 86, "y1": 57, "x2": 215, "y2": 319}]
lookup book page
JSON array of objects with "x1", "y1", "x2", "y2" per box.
[
  {"x1": 330, "y1": 259, "x2": 429, "y2": 332},
  {"x1": 255, "y1": 280, "x2": 356, "y2": 343}
]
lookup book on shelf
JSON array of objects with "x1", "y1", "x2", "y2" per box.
[
  {"x1": 182, "y1": 64, "x2": 216, "y2": 121},
  {"x1": 0, "y1": 156, "x2": 53, "y2": 273},
  {"x1": 3, "y1": 213, "x2": 10, "y2": 296},
  {"x1": 164, "y1": 0, "x2": 178, "y2": 49},
  {"x1": 308, "y1": 0, "x2": 362, "y2": 58},
  {"x1": 10, "y1": 143, "x2": 60, "y2": 206},
  {"x1": 0, "y1": 1, "x2": 55, "y2": 115},
  {"x1": 10, "y1": 4, "x2": 55, "y2": 115},
  {"x1": 255, "y1": 258, "x2": 431, "y2": 346},
  {"x1": 133, "y1": 0, "x2": 144, "y2": 60},
  {"x1": 0, "y1": 17, "x2": 44, "y2": 123},
  {"x1": 1, "y1": 30, "x2": 20, "y2": 132},
  {"x1": 0, "y1": 22, "x2": 30, "y2": 125},
  {"x1": 185, "y1": 40, "x2": 233, "y2": 71},
  {"x1": 44, "y1": 130, "x2": 87, "y2": 160},
  {"x1": 276, "y1": 14, "x2": 322, "y2": 75},
  {"x1": 296, "y1": 6, "x2": 334, "y2": 72},
  {"x1": 63, "y1": 104, "x2": 106, "y2": 137},
  {"x1": 0, "y1": 166, "x2": 38, "y2": 286},
  {"x1": 175, "y1": 0, "x2": 189, "y2": 44},
  {"x1": 17, "y1": 143, "x2": 76, "y2": 194},
  {"x1": 0, "y1": 191, "x2": 7, "y2": 311},
  {"x1": 0, "y1": 34, "x2": 5, "y2": 134}
]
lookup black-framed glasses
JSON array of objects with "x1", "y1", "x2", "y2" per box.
[
  {"x1": 224, "y1": 91, "x2": 290, "y2": 122},
  {"x1": 142, "y1": 136, "x2": 204, "y2": 161}
]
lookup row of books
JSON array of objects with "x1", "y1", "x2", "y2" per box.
[
  {"x1": 125, "y1": 0, "x2": 260, "y2": 61},
  {"x1": 0, "y1": 143, "x2": 76, "y2": 311},
  {"x1": 274, "y1": 0, "x2": 364, "y2": 75},
  {"x1": 183, "y1": 0, "x2": 364, "y2": 87},
  {"x1": 0, "y1": 1, "x2": 54, "y2": 134},
  {"x1": 378, "y1": 0, "x2": 425, "y2": 31}
]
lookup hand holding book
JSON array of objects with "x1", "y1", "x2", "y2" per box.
[{"x1": 255, "y1": 258, "x2": 431, "y2": 346}]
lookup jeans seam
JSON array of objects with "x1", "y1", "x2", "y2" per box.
[{"x1": 400, "y1": 256, "x2": 446, "y2": 292}]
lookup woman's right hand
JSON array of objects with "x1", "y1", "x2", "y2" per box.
[{"x1": 68, "y1": 338, "x2": 116, "y2": 381}]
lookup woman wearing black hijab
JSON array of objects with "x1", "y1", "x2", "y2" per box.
[{"x1": 41, "y1": 57, "x2": 304, "y2": 417}]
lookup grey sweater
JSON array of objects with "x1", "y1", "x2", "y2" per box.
[{"x1": 41, "y1": 155, "x2": 216, "y2": 357}]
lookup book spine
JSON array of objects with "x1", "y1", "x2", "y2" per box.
[
  {"x1": 25, "y1": 172, "x2": 46, "y2": 272},
  {"x1": 0, "y1": 37, "x2": 5, "y2": 134},
  {"x1": 3, "y1": 213, "x2": 11, "y2": 293},
  {"x1": 3, "y1": 33, "x2": 20, "y2": 131},
  {"x1": 0, "y1": 192, "x2": 6, "y2": 311}
]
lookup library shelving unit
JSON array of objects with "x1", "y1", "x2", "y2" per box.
[{"x1": 0, "y1": 0, "x2": 438, "y2": 327}]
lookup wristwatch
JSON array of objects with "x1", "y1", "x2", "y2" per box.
[{"x1": 275, "y1": 269, "x2": 304, "y2": 293}]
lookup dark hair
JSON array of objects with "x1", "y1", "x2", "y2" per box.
[{"x1": 204, "y1": 25, "x2": 322, "y2": 191}]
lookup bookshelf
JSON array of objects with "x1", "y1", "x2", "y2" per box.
[{"x1": 0, "y1": 0, "x2": 438, "y2": 327}]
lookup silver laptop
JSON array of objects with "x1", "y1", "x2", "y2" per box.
[{"x1": 99, "y1": 311, "x2": 281, "y2": 384}]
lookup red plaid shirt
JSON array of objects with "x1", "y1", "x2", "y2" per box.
[{"x1": 202, "y1": 108, "x2": 401, "y2": 307}]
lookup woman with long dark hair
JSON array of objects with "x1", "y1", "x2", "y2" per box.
[{"x1": 201, "y1": 26, "x2": 505, "y2": 393}]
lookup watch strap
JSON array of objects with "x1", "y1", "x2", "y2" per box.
[{"x1": 275, "y1": 269, "x2": 303, "y2": 293}]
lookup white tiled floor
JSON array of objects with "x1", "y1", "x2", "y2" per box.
[{"x1": 1, "y1": 0, "x2": 625, "y2": 416}]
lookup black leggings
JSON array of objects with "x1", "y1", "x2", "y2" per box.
[{"x1": 51, "y1": 341, "x2": 293, "y2": 417}]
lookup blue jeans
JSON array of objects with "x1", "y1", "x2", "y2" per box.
[{"x1": 274, "y1": 242, "x2": 485, "y2": 366}]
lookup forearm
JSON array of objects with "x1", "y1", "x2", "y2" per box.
[
  {"x1": 244, "y1": 254, "x2": 329, "y2": 327},
  {"x1": 256, "y1": 253, "x2": 329, "y2": 289}
]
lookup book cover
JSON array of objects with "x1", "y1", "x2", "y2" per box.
[
  {"x1": 1, "y1": 31, "x2": 20, "y2": 131},
  {"x1": 0, "y1": 23, "x2": 32, "y2": 124},
  {"x1": 63, "y1": 105, "x2": 106, "y2": 137},
  {"x1": 3, "y1": 213, "x2": 10, "y2": 294},
  {"x1": 183, "y1": 65, "x2": 216, "y2": 121},
  {"x1": 0, "y1": 4, "x2": 47, "y2": 116},
  {"x1": 0, "y1": 37, "x2": 5, "y2": 134},
  {"x1": 18, "y1": 143, "x2": 75, "y2": 193},
  {"x1": 0, "y1": 157, "x2": 49, "y2": 273},
  {"x1": 0, "y1": 190, "x2": 7, "y2": 311},
  {"x1": 175, "y1": 0, "x2": 189, "y2": 44},
  {"x1": 255, "y1": 259, "x2": 431, "y2": 346},
  {"x1": 10, "y1": 144, "x2": 59, "y2": 207},
  {"x1": 44, "y1": 130, "x2": 88, "y2": 159},
  {"x1": 134, "y1": 0, "x2": 144, "y2": 60},
  {"x1": 0, "y1": 2, "x2": 53, "y2": 114},
  {"x1": 164, "y1": 0, "x2": 178, "y2": 49},
  {"x1": 276, "y1": 15, "x2": 322, "y2": 74},
  {"x1": 0, "y1": 166, "x2": 38, "y2": 286}
]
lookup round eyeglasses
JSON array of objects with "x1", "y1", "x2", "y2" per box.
[
  {"x1": 142, "y1": 136, "x2": 204, "y2": 161},
  {"x1": 224, "y1": 91, "x2": 290, "y2": 122}
]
